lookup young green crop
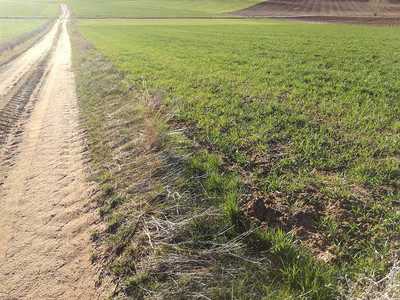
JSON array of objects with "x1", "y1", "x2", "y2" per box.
[
  {"x1": 75, "y1": 18, "x2": 400, "y2": 297},
  {"x1": 77, "y1": 18, "x2": 400, "y2": 268}
]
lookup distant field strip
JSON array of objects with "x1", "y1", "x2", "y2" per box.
[
  {"x1": 0, "y1": 0, "x2": 58, "y2": 18},
  {"x1": 67, "y1": 0, "x2": 264, "y2": 18},
  {"x1": 0, "y1": 19, "x2": 47, "y2": 42}
]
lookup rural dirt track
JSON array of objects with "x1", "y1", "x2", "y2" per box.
[{"x1": 0, "y1": 4, "x2": 107, "y2": 299}]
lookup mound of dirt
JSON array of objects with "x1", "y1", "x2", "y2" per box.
[
  {"x1": 228, "y1": 0, "x2": 400, "y2": 26},
  {"x1": 243, "y1": 187, "x2": 352, "y2": 262}
]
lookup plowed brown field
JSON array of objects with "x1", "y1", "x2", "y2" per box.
[{"x1": 229, "y1": 0, "x2": 400, "y2": 25}]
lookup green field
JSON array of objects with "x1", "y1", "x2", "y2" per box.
[
  {"x1": 0, "y1": 19, "x2": 47, "y2": 42},
  {"x1": 0, "y1": 0, "x2": 58, "y2": 18},
  {"x1": 75, "y1": 18, "x2": 400, "y2": 297},
  {"x1": 66, "y1": 0, "x2": 262, "y2": 18}
]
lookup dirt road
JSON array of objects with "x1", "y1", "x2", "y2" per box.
[{"x1": 0, "y1": 4, "x2": 105, "y2": 299}]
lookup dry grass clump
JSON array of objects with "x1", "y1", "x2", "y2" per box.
[{"x1": 346, "y1": 258, "x2": 400, "y2": 300}]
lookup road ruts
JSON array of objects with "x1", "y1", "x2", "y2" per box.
[{"x1": 0, "y1": 56, "x2": 49, "y2": 147}]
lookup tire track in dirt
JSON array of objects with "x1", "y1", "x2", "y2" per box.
[
  {"x1": 0, "y1": 4, "x2": 108, "y2": 299},
  {"x1": 0, "y1": 56, "x2": 50, "y2": 148}
]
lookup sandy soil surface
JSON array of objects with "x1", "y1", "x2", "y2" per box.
[
  {"x1": 0, "y1": 4, "x2": 109, "y2": 299},
  {"x1": 229, "y1": 0, "x2": 400, "y2": 26}
]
